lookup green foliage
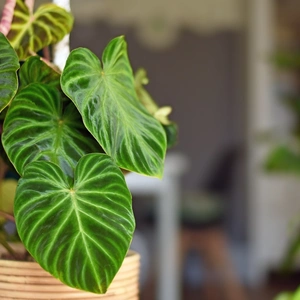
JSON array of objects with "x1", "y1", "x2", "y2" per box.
[
  {"x1": 275, "y1": 286, "x2": 300, "y2": 300},
  {"x1": 0, "y1": 33, "x2": 19, "y2": 112},
  {"x1": 19, "y1": 56, "x2": 60, "y2": 89},
  {"x1": 272, "y1": 52, "x2": 300, "y2": 70},
  {"x1": 134, "y1": 68, "x2": 178, "y2": 148},
  {"x1": 15, "y1": 154, "x2": 134, "y2": 293},
  {"x1": 0, "y1": 0, "x2": 176, "y2": 294},
  {"x1": 6, "y1": 0, "x2": 74, "y2": 60},
  {"x1": 2, "y1": 83, "x2": 99, "y2": 176},
  {"x1": 265, "y1": 49, "x2": 300, "y2": 278},
  {"x1": 265, "y1": 145, "x2": 300, "y2": 176},
  {"x1": 61, "y1": 39, "x2": 167, "y2": 177}
]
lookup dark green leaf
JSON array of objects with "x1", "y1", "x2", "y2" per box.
[
  {"x1": 0, "y1": 32, "x2": 19, "y2": 112},
  {"x1": 15, "y1": 153, "x2": 135, "y2": 293},
  {"x1": 19, "y1": 56, "x2": 60, "y2": 89},
  {"x1": 163, "y1": 122, "x2": 178, "y2": 149},
  {"x1": 61, "y1": 36, "x2": 167, "y2": 177},
  {"x1": 2, "y1": 83, "x2": 99, "y2": 176}
]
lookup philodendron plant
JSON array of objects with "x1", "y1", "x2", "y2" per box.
[{"x1": 0, "y1": 0, "x2": 177, "y2": 294}]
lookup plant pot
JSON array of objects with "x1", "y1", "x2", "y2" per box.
[{"x1": 0, "y1": 244, "x2": 140, "y2": 299}]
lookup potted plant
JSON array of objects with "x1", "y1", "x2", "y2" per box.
[{"x1": 0, "y1": 0, "x2": 177, "y2": 298}]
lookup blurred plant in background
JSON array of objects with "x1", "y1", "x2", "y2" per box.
[
  {"x1": 265, "y1": 51, "x2": 300, "y2": 175},
  {"x1": 265, "y1": 50, "x2": 300, "y2": 299},
  {"x1": 275, "y1": 286, "x2": 300, "y2": 300}
]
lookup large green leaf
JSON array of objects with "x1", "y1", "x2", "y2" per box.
[
  {"x1": 2, "y1": 83, "x2": 99, "y2": 176},
  {"x1": 0, "y1": 32, "x2": 19, "y2": 112},
  {"x1": 19, "y1": 56, "x2": 60, "y2": 89},
  {"x1": 61, "y1": 36, "x2": 167, "y2": 177},
  {"x1": 6, "y1": 0, "x2": 73, "y2": 60},
  {"x1": 14, "y1": 153, "x2": 135, "y2": 293}
]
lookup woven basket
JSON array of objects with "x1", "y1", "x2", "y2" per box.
[{"x1": 0, "y1": 244, "x2": 140, "y2": 300}]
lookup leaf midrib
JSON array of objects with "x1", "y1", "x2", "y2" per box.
[{"x1": 70, "y1": 191, "x2": 101, "y2": 290}]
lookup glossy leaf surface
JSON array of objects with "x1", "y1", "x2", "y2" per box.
[
  {"x1": 0, "y1": 32, "x2": 19, "y2": 112},
  {"x1": 19, "y1": 56, "x2": 60, "y2": 89},
  {"x1": 15, "y1": 153, "x2": 135, "y2": 293},
  {"x1": 61, "y1": 36, "x2": 166, "y2": 177},
  {"x1": 2, "y1": 83, "x2": 99, "y2": 176},
  {"x1": 6, "y1": 0, "x2": 73, "y2": 60}
]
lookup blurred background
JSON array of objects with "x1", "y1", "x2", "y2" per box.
[{"x1": 7, "y1": 0, "x2": 300, "y2": 299}]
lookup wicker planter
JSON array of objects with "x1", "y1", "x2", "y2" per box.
[{"x1": 0, "y1": 244, "x2": 140, "y2": 300}]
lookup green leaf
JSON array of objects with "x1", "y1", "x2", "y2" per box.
[
  {"x1": 14, "y1": 153, "x2": 135, "y2": 293},
  {"x1": 134, "y1": 68, "x2": 178, "y2": 147},
  {"x1": 134, "y1": 68, "x2": 159, "y2": 115},
  {"x1": 6, "y1": 0, "x2": 73, "y2": 60},
  {"x1": 19, "y1": 56, "x2": 60, "y2": 89},
  {"x1": 274, "y1": 287, "x2": 300, "y2": 300},
  {"x1": 272, "y1": 52, "x2": 300, "y2": 70},
  {"x1": 264, "y1": 145, "x2": 300, "y2": 176},
  {"x1": 2, "y1": 83, "x2": 99, "y2": 176},
  {"x1": 0, "y1": 32, "x2": 19, "y2": 112},
  {"x1": 163, "y1": 123, "x2": 178, "y2": 149},
  {"x1": 274, "y1": 293, "x2": 292, "y2": 300},
  {"x1": 293, "y1": 287, "x2": 300, "y2": 300},
  {"x1": 61, "y1": 36, "x2": 167, "y2": 177}
]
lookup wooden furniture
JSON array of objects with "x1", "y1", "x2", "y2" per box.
[{"x1": 180, "y1": 226, "x2": 247, "y2": 300}]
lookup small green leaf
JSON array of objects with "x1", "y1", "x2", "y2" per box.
[
  {"x1": 265, "y1": 145, "x2": 300, "y2": 176},
  {"x1": 61, "y1": 36, "x2": 167, "y2": 177},
  {"x1": 135, "y1": 68, "x2": 178, "y2": 147},
  {"x1": 134, "y1": 68, "x2": 159, "y2": 115},
  {"x1": 0, "y1": 32, "x2": 19, "y2": 112},
  {"x1": 163, "y1": 122, "x2": 178, "y2": 148},
  {"x1": 2, "y1": 83, "x2": 99, "y2": 176},
  {"x1": 19, "y1": 56, "x2": 60, "y2": 89},
  {"x1": 15, "y1": 153, "x2": 135, "y2": 293},
  {"x1": 7, "y1": 0, "x2": 74, "y2": 60}
]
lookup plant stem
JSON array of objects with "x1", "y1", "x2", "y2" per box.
[
  {"x1": 0, "y1": 0, "x2": 16, "y2": 35},
  {"x1": 25, "y1": 0, "x2": 34, "y2": 14},
  {"x1": 0, "y1": 232, "x2": 17, "y2": 259}
]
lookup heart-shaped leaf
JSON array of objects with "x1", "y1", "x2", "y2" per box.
[
  {"x1": 2, "y1": 83, "x2": 99, "y2": 176},
  {"x1": 19, "y1": 56, "x2": 60, "y2": 89},
  {"x1": 0, "y1": 32, "x2": 19, "y2": 112},
  {"x1": 6, "y1": 0, "x2": 73, "y2": 60},
  {"x1": 61, "y1": 36, "x2": 167, "y2": 178},
  {"x1": 14, "y1": 153, "x2": 135, "y2": 293}
]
